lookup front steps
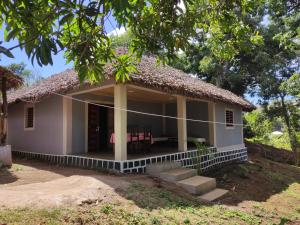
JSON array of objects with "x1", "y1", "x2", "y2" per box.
[
  {"x1": 177, "y1": 176, "x2": 216, "y2": 195},
  {"x1": 160, "y1": 168, "x2": 197, "y2": 182},
  {"x1": 198, "y1": 188, "x2": 229, "y2": 202},
  {"x1": 146, "y1": 162, "x2": 228, "y2": 202}
]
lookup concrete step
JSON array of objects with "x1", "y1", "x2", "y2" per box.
[
  {"x1": 146, "y1": 161, "x2": 181, "y2": 177},
  {"x1": 160, "y1": 168, "x2": 197, "y2": 182},
  {"x1": 177, "y1": 176, "x2": 216, "y2": 195},
  {"x1": 198, "y1": 188, "x2": 229, "y2": 202}
]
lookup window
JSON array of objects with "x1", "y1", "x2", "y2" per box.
[
  {"x1": 24, "y1": 105, "x2": 35, "y2": 130},
  {"x1": 225, "y1": 109, "x2": 234, "y2": 128}
]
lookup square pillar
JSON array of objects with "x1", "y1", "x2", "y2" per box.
[
  {"x1": 63, "y1": 96, "x2": 72, "y2": 154},
  {"x1": 177, "y1": 96, "x2": 187, "y2": 152},
  {"x1": 208, "y1": 101, "x2": 216, "y2": 147},
  {"x1": 114, "y1": 84, "x2": 127, "y2": 161}
]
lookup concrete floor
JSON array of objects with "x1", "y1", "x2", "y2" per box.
[{"x1": 76, "y1": 145, "x2": 196, "y2": 160}]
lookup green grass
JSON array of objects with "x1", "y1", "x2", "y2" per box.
[
  {"x1": 246, "y1": 132, "x2": 294, "y2": 151},
  {"x1": 1, "y1": 181, "x2": 297, "y2": 225}
]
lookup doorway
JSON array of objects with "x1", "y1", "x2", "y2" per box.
[{"x1": 88, "y1": 104, "x2": 114, "y2": 152}]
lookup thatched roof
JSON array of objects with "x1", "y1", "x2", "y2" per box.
[
  {"x1": 7, "y1": 54, "x2": 255, "y2": 111},
  {"x1": 0, "y1": 66, "x2": 23, "y2": 90}
]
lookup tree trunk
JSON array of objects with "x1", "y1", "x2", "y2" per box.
[
  {"x1": 216, "y1": 61, "x2": 229, "y2": 88},
  {"x1": 0, "y1": 77, "x2": 7, "y2": 146},
  {"x1": 279, "y1": 95, "x2": 299, "y2": 166}
]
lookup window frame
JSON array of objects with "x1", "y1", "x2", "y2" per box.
[
  {"x1": 24, "y1": 104, "x2": 35, "y2": 131},
  {"x1": 225, "y1": 108, "x2": 234, "y2": 129}
]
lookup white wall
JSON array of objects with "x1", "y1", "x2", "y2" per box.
[
  {"x1": 8, "y1": 96, "x2": 64, "y2": 154},
  {"x1": 215, "y1": 103, "x2": 244, "y2": 150},
  {"x1": 165, "y1": 101, "x2": 209, "y2": 140}
]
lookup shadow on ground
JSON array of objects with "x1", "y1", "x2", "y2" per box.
[
  {"x1": 2, "y1": 150, "x2": 300, "y2": 209},
  {"x1": 0, "y1": 166, "x2": 18, "y2": 185},
  {"x1": 205, "y1": 151, "x2": 300, "y2": 206}
]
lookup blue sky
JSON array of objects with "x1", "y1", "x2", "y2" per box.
[
  {"x1": 0, "y1": 19, "x2": 258, "y2": 104},
  {"x1": 0, "y1": 17, "x2": 119, "y2": 77}
]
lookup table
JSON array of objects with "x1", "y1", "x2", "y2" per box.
[
  {"x1": 110, "y1": 133, "x2": 154, "y2": 144},
  {"x1": 152, "y1": 136, "x2": 206, "y2": 143}
]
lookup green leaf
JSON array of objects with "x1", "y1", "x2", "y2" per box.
[
  {"x1": 0, "y1": 46, "x2": 14, "y2": 58},
  {"x1": 6, "y1": 28, "x2": 20, "y2": 41},
  {"x1": 59, "y1": 13, "x2": 74, "y2": 25}
]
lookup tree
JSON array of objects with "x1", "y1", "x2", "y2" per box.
[
  {"x1": 281, "y1": 73, "x2": 300, "y2": 98},
  {"x1": 0, "y1": 0, "x2": 264, "y2": 83},
  {"x1": 168, "y1": 0, "x2": 265, "y2": 95},
  {"x1": 256, "y1": 22, "x2": 300, "y2": 165},
  {"x1": 111, "y1": 30, "x2": 134, "y2": 49},
  {"x1": 0, "y1": 66, "x2": 22, "y2": 145},
  {"x1": 244, "y1": 109, "x2": 273, "y2": 141},
  {"x1": 6, "y1": 63, "x2": 43, "y2": 86}
]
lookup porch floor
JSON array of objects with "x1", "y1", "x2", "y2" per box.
[{"x1": 75, "y1": 146, "x2": 196, "y2": 160}]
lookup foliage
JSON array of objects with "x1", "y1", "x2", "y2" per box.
[
  {"x1": 193, "y1": 141, "x2": 215, "y2": 155},
  {"x1": 6, "y1": 63, "x2": 43, "y2": 86},
  {"x1": 169, "y1": 0, "x2": 299, "y2": 97},
  {"x1": 280, "y1": 73, "x2": 300, "y2": 98},
  {"x1": 244, "y1": 109, "x2": 273, "y2": 140},
  {"x1": 111, "y1": 30, "x2": 134, "y2": 49},
  {"x1": 244, "y1": 106, "x2": 300, "y2": 152},
  {"x1": 0, "y1": 0, "x2": 266, "y2": 83},
  {"x1": 0, "y1": 66, "x2": 23, "y2": 145}
]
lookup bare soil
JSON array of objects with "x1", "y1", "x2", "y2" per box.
[
  {"x1": 0, "y1": 159, "x2": 184, "y2": 208},
  {"x1": 0, "y1": 152, "x2": 299, "y2": 225}
]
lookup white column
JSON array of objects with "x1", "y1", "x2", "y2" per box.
[
  {"x1": 177, "y1": 96, "x2": 187, "y2": 152},
  {"x1": 63, "y1": 96, "x2": 72, "y2": 154},
  {"x1": 114, "y1": 84, "x2": 127, "y2": 161},
  {"x1": 208, "y1": 101, "x2": 216, "y2": 147}
]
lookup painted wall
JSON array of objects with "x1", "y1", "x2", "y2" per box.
[
  {"x1": 186, "y1": 101, "x2": 209, "y2": 140},
  {"x1": 7, "y1": 96, "x2": 64, "y2": 154},
  {"x1": 165, "y1": 102, "x2": 177, "y2": 136},
  {"x1": 215, "y1": 103, "x2": 244, "y2": 149},
  {"x1": 70, "y1": 94, "x2": 165, "y2": 152},
  {"x1": 127, "y1": 101, "x2": 163, "y2": 137},
  {"x1": 71, "y1": 93, "x2": 114, "y2": 154},
  {"x1": 72, "y1": 99, "x2": 85, "y2": 154},
  {"x1": 165, "y1": 101, "x2": 209, "y2": 140}
]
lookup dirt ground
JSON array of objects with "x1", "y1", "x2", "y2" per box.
[
  {"x1": 0, "y1": 152, "x2": 300, "y2": 224},
  {"x1": 0, "y1": 160, "x2": 151, "y2": 208},
  {"x1": 1, "y1": 152, "x2": 300, "y2": 208}
]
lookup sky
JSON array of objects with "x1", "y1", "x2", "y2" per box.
[
  {"x1": 0, "y1": 16, "x2": 121, "y2": 77},
  {"x1": 0, "y1": 17, "x2": 258, "y2": 104}
]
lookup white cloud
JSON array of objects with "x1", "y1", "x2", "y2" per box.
[{"x1": 108, "y1": 27, "x2": 126, "y2": 36}]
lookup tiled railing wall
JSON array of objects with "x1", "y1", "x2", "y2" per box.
[
  {"x1": 12, "y1": 147, "x2": 247, "y2": 173},
  {"x1": 121, "y1": 147, "x2": 247, "y2": 173}
]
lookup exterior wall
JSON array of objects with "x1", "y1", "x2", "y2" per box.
[
  {"x1": 127, "y1": 101, "x2": 163, "y2": 137},
  {"x1": 7, "y1": 96, "x2": 64, "y2": 154},
  {"x1": 71, "y1": 93, "x2": 114, "y2": 154},
  {"x1": 165, "y1": 103, "x2": 177, "y2": 136},
  {"x1": 215, "y1": 102, "x2": 244, "y2": 150},
  {"x1": 72, "y1": 99, "x2": 85, "y2": 154},
  {"x1": 165, "y1": 101, "x2": 209, "y2": 140},
  {"x1": 186, "y1": 101, "x2": 209, "y2": 140}
]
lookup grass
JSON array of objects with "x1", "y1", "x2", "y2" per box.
[{"x1": 0, "y1": 153, "x2": 299, "y2": 225}]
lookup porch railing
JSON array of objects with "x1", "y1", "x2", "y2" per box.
[{"x1": 12, "y1": 147, "x2": 247, "y2": 173}]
